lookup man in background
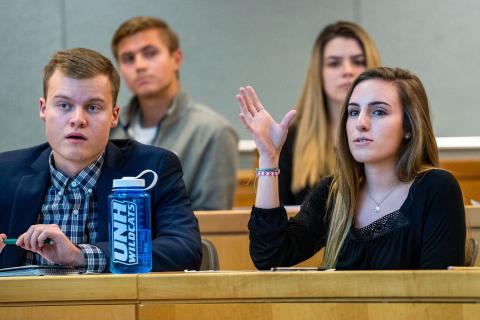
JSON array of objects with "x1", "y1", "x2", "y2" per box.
[{"x1": 110, "y1": 16, "x2": 238, "y2": 210}]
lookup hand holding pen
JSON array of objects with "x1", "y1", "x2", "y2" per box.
[
  {"x1": 0, "y1": 224, "x2": 82, "y2": 266},
  {"x1": 0, "y1": 233, "x2": 6, "y2": 253},
  {"x1": 0, "y1": 234, "x2": 53, "y2": 254}
]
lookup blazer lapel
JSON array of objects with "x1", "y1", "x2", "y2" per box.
[
  {"x1": 96, "y1": 142, "x2": 125, "y2": 241},
  {"x1": 3, "y1": 148, "x2": 50, "y2": 267}
]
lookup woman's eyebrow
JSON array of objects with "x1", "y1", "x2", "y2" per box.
[{"x1": 369, "y1": 101, "x2": 392, "y2": 108}]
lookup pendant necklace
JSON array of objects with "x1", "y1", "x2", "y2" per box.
[{"x1": 367, "y1": 184, "x2": 400, "y2": 214}]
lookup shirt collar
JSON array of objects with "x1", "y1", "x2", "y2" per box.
[
  {"x1": 49, "y1": 152, "x2": 105, "y2": 194},
  {"x1": 122, "y1": 91, "x2": 189, "y2": 128}
]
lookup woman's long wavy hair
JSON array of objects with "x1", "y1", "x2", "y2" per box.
[
  {"x1": 292, "y1": 21, "x2": 381, "y2": 193},
  {"x1": 322, "y1": 67, "x2": 439, "y2": 268}
]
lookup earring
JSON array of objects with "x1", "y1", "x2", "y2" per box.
[{"x1": 404, "y1": 132, "x2": 411, "y2": 140}]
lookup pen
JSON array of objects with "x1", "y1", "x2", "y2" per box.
[
  {"x1": 3, "y1": 239, "x2": 53, "y2": 245},
  {"x1": 270, "y1": 267, "x2": 336, "y2": 272}
]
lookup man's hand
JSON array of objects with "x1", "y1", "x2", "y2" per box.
[
  {"x1": 0, "y1": 233, "x2": 6, "y2": 253},
  {"x1": 17, "y1": 224, "x2": 85, "y2": 266}
]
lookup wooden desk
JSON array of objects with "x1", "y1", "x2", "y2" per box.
[
  {"x1": 2, "y1": 271, "x2": 480, "y2": 320},
  {"x1": 196, "y1": 209, "x2": 256, "y2": 269},
  {"x1": 440, "y1": 159, "x2": 480, "y2": 204},
  {"x1": 0, "y1": 274, "x2": 137, "y2": 320},
  {"x1": 137, "y1": 270, "x2": 480, "y2": 319},
  {"x1": 234, "y1": 169, "x2": 255, "y2": 208}
]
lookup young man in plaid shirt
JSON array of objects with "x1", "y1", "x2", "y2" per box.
[{"x1": 0, "y1": 48, "x2": 201, "y2": 272}]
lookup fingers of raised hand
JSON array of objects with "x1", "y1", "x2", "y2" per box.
[
  {"x1": 237, "y1": 86, "x2": 264, "y2": 118},
  {"x1": 279, "y1": 109, "x2": 297, "y2": 130},
  {"x1": 239, "y1": 87, "x2": 256, "y2": 115},
  {"x1": 239, "y1": 113, "x2": 252, "y2": 130},
  {"x1": 246, "y1": 86, "x2": 264, "y2": 112},
  {"x1": 236, "y1": 92, "x2": 254, "y2": 124}
]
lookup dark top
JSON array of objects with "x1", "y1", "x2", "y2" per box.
[
  {"x1": 279, "y1": 127, "x2": 316, "y2": 205},
  {"x1": 249, "y1": 169, "x2": 466, "y2": 270},
  {"x1": 0, "y1": 140, "x2": 202, "y2": 272}
]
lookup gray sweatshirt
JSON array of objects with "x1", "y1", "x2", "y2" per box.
[{"x1": 110, "y1": 91, "x2": 239, "y2": 210}]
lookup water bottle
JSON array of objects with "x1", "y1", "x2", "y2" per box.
[{"x1": 108, "y1": 169, "x2": 158, "y2": 274}]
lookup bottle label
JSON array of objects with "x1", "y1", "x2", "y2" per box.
[{"x1": 111, "y1": 199, "x2": 138, "y2": 265}]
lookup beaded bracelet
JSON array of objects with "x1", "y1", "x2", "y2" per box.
[
  {"x1": 256, "y1": 167, "x2": 280, "y2": 176},
  {"x1": 254, "y1": 168, "x2": 280, "y2": 193}
]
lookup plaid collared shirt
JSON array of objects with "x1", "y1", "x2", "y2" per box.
[{"x1": 24, "y1": 153, "x2": 107, "y2": 273}]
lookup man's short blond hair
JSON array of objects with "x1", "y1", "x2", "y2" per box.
[{"x1": 43, "y1": 48, "x2": 120, "y2": 106}]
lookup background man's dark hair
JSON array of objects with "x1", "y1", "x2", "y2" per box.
[{"x1": 111, "y1": 16, "x2": 180, "y2": 60}]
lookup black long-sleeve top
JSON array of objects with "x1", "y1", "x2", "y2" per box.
[
  {"x1": 278, "y1": 127, "x2": 312, "y2": 205},
  {"x1": 249, "y1": 169, "x2": 466, "y2": 270}
]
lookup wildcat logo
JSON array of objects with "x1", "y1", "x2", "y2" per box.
[{"x1": 112, "y1": 200, "x2": 138, "y2": 265}]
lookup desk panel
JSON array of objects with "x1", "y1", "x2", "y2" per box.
[
  {"x1": 138, "y1": 271, "x2": 480, "y2": 300},
  {"x1": 139, "y1": 303, "x2": 480, "y2": 320},
  {"x1": 439, "y1": 159, "x2": 480, "y2": 203},
  {"x1": 2, "y1": 271, "x2": 480, "y2": 320},
  {"x1": 0, "y1": 274, "x2": 137, "y2": 303},
  {"x1": 0, "y1": 305, "x2": 135, "y2": 320},
  {"x1": 137, "y1": 270, "x2": 480, "y2": 320},
  {"x1": 0, "y1": 274, "x2": 138, "y2": 320}
]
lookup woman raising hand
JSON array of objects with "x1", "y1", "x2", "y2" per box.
[
  {"x1": 238, "y1": 67, "x2": 465, "y2": 270},
  {"x1": 237, "y1": 86, "x2": 296, "y2": 208}
]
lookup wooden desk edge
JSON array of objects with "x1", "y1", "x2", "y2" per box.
[
  {"x1": 137, "y1": 270, "x2": 480, "y2": 300},
  {"x1": 0, "y1": 274, "x2": 138, "y2": 303}
]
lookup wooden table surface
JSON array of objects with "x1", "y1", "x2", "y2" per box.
[{"x1": 2, "y1": 270, "x2": 480, "y2": 320}]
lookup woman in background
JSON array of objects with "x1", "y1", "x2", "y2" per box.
[
  {"x1": 280, "y1": 21, "x2": 381, "y2": 205},
  {"x1": 237, "y1": 67, "x2": 465, "y2": 269}
]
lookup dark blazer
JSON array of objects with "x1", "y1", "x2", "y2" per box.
[{"x1": 0, "y1": 139, "x2": 202, "y2": 271}]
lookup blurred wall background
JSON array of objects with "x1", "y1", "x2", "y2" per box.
[{"x1": 0, "y1": 0, "x2": 477, "y2": 152}]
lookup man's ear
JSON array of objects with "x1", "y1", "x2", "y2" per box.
[
  {"x1": 172, "y1": 49, "x2": 183, "y2": 70},
  {"x1": 111, "y1": 105, "x2": 120, "y2": 128},
  {"x1": 39, "y1": 98, "x2": 47, "y2": 122}
]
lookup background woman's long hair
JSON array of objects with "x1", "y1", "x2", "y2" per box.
[
  {"x1": 292, "y1": 21, "x2": 381, "y2": 193},
  {"x1": 322, "y1": 67, "x2": 439, "y2": 268}
]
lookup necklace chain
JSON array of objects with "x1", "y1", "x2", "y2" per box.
[{"x1": 367, "y1": 184, "x2": 400, "y2": 214}]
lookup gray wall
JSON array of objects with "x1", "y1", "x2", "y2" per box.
[{"x1": 0, "y1": 0, "x2": 477, "y2": 152}]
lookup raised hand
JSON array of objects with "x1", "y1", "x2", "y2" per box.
[
  {"x1": 17, "y1": 224, "x2": 85, "y2": 266},
  {"x1": 236, "y1": 86, "x2": 296, "y2": 165}
]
